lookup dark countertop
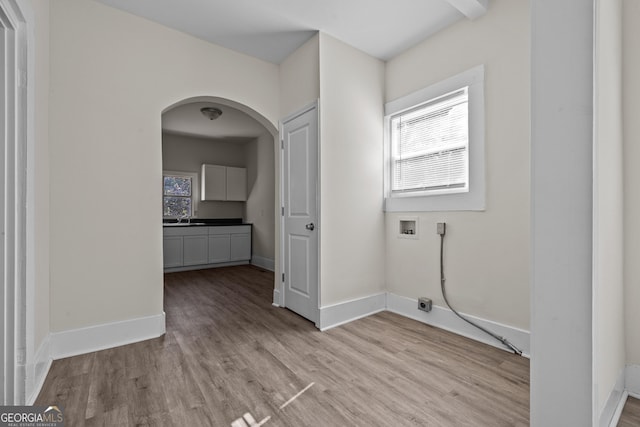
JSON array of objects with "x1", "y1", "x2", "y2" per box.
[{"x1": 163, "y1": 218, "x2": 252, "y2": 227}]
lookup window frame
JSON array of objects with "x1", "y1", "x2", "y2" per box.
[
  {"x1": 389, "y1": 87, "x2": 470, "y2": 197},
  {"x1": 162, "y1": 170, "x2": 199, "y2": 218},
  {"x1": 384, "y1": 65, "x2": 485, "y2": 212}
]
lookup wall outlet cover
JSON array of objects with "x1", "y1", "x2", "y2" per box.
[{"x1": 418, "y1": 297, "x2": 432, "y2": 312}]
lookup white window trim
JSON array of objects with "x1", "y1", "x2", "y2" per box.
[
  {"x1": 384, "y1": 65, "x2": 485, "y2": 212},
  {"x1": 162, "y1": 170, "x2": 199, "y2": 218}
]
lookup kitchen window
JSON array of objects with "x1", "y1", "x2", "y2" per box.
[
  {"x1": 163, "y1": 171, "x2": 198, "y2": 218},
  {"x1": 384, "y1": 65, "x2": 485, "y2": 212}
]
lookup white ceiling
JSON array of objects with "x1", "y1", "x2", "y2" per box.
[
  {"x1": 95, "y1": 0, "x2": 488, "y2": 64},
  {"x1": 162, "y1": 102, "x2": 269, "y2": 141}
]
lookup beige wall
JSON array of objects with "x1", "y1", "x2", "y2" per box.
[
  {"x1": 49, "y1": 0, "x2": 279, "y2": 332},
  {"x1": 279, "y1": 34, "x2": 320, "y2": 118},
  {"x1": 245, "y1": 133, "x2": 276, "y2": 261},
  {"x1": 624, "y1": 0, "x2": 640, "y2": 365},
  {"x1": 384, "y1": 0, "x2": 530, "y2": 329},
  {"x1": 318, "y1": 33, "x2": 386, "y2": 305},
  {"x1": 594, "y1": 0, "x2": 625, "y2": 418},
  {"x1": 162, "y1": 132, "x2": 246, "y2": 219}
]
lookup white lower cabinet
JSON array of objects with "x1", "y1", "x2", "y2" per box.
[
  {"x1": 163, "y1": 224, "x2": 251, "y2": 270},
  {"x1": 163, "y1": 236, "x2": 183, "y2": 268},
  {"x1": 183, "y1": 235, "x2": 208, "y2": 266},
  {"x1": 209, "y1": 225, "x2": 251, "y2": 264},
  {"x1": 230, "y1": 233, "x2": 251, "y2": 261},
  {"x1": 209, "y1": 234, "x2": 231, "y2": 263}
]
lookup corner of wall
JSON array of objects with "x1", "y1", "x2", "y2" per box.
[
  {"x1": 626, "y1": 364, "x2": 640, "y2": 398},
  {"x1": 26, "y1": 335, "x2": 52, "y2": 405},
  {"x1": 50, "y1": 313, "x2": 166, "y2": 360}
]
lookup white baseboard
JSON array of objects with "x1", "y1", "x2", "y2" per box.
[
  {"x1": 273, "y1": 288, "x2": 281, "y2": 307},
  {"x1": 386, "y1": 293, "x2": 531, "y2": 357},
  {"x1": 51, "y1": 312, "x2": 166, "y2": 360},
  {"x1": 627, "y1": 364, "x2": 640, "y2": 398},
  {"x1": 26, "y1": 335, "x2": 52, "y2": 405},
  {"x1": 601, "y1": 367, "x2": 627, "y2": 427},
  {"x1": 319, "y1": 293, "x2": 386, "y2": 331},
  {"x1": 251, "y1": 255, "x2": 275, "y2": 272},
  {"x1": 608, "y1": 390, "x2": 629, "y2": 427},
  {"x1": 164, "y1": 260, "x2": 248, "y2": 273}
]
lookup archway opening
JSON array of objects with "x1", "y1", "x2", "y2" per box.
[{"x1": 160, "y1": 96, "x2": 279, "y2": 299}]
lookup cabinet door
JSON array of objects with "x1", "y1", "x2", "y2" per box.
[
  {"x1": 209, "y1": 234, "x2": 231, "y2": 263},
  {"x1": 163, "y1": 236, "x2": 183, "y2": 268},
  {"x1": 201, "y1": 164, "x2": 226, "y2": 201},
  {"x1": 230, "y1": 233, "x2": 251, "y2": 261},
  {"x1": 226, "y1": 167, "x2": 247, "y2": 201},
  {"x1": 183, "y1": 235, "x2": 208, "y2": 266}
]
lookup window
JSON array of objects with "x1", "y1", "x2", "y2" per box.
[
  {"x1": 384, "y1": 65, "x2": 485, "y2": 212},
  {"x1": 391, "y1": 88, "x2": 469, "y2": 195},
  {"x1": 163, "y1": 171, "x2": 198, "y2": 218}
]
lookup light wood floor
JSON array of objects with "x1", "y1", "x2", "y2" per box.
[
  {"x1": 619, "y1": 396, "x2": 640, "y2": 427},
  {"x1": 37, "y1": 265, "x2": 530, "y2": 426}
]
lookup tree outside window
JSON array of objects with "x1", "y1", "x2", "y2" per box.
[{"x1": 163, "y1": 175, "x2": 192, "y2": 217}]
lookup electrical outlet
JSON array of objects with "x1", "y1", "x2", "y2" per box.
[
  {"x1": 437, "y1": 222, "x2": 446, "y2": 235},
  {"x1": 418, "y1": 297, "x2": 432, "y2": 312}
]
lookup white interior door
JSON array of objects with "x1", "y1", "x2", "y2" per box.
[{"x1": 282, "y1": 104, "x2": 319, "y2": 324}]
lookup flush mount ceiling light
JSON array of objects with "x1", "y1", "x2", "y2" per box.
[{"x1": 200, "y1": 107, "x2": 223, "y2": 120}]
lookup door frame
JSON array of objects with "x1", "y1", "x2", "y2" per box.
[
  {"x1": 0, "y1": 0, "x2": 30, "y2": 405},
  {"x1": 278, "y1": 100, "x2": 321, "y2": 326}
]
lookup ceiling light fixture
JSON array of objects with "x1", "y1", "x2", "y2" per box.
[{"x1": 200, "y1": 107, "x2": 223, "y2": 120}]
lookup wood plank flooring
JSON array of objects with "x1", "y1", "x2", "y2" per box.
[
  {"x1": 36, "y1": 265, "x2": 530, "y2": 426},
  {"x1": 619, "y1": 396, "x2": 640, "y2": 427}
]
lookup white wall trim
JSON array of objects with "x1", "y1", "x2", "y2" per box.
[
  {"x1": 251, "y1": 255, "x2": 275, "y2": 272},
  {"x1": 610, "y1": 391, "x2": 629, "y2": 427},
  {"x1": 26, "y1": 335, "x2": 51, "y2": 405},
  {"x1": 386, "y1": 293, "x2": 530, "y2": 357},
  {"x1": 626, "y1": 364, "x2": 640, "y2": 398},
  {"x1": 295, "y1": 291, "x2": 530, "y2": 355},
  {"x1": 0, "y1": 0, "x2": 32, "y2": 405},
  {"x1": 600, "y1": 367, "x2": 627, "y2": 427},
  {"x1": 22, "y1": 0, "x2": 40, "y2": 408},
  {"x1": 445, "y1": 0, "x2": 488, "y2": 20},
  {"x1": 272, "y1": 288, "x2": 281, "y2": 307},
  {"x1": 50, "y1": 313, "x2": 166, "y2": 360},
  {"x1": 384, "y1": 65, "x2": 485, "y2": 213},
  {"x1": 319, "y1": 293, "x2": 386, "y2": 331}
]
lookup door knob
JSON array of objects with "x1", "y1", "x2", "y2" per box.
[{"x1": 305, "y1": 223, "x2": 315, "y2": 231}]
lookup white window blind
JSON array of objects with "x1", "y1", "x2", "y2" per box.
[{"x1": 390, "y1": 87, "x2": 469, "y2": 195}]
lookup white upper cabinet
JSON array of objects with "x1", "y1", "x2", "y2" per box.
[
  {"x1": 201, "y1": 164, "x2": 247, "y2": 201},
  {"x1": 201, "y1": 164, "x2": 226, "y2": 201},
  {"x1": 226, "y1": 166, "x2": 247, "y2": 201}
]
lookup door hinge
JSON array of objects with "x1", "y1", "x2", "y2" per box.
[
  {"x1": 281, "y1": 138, "x2": 284, "y2": 149},
  {"x1": 281, "y1": 207, "x2": 284, "y2": 216},
  {"x1": 282, "y1": 273, "x2": 285, "y2": 282}
]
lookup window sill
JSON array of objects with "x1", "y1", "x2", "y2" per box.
[{"x1": 384, "y1": 190, "x2": 485, "y2": 212}]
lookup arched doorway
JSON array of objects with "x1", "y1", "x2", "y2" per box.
[{"x1": 160, "y1": 96, "x2": 280, "y2": 300}]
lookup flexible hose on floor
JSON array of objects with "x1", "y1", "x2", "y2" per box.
[{"x1": 439, "y1": 232, "x2": 523, "y2": 356}]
